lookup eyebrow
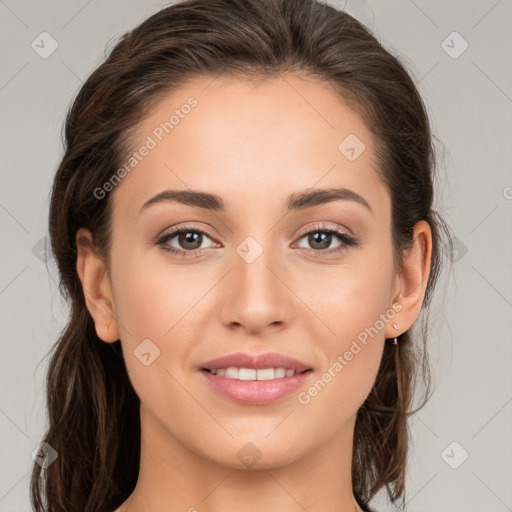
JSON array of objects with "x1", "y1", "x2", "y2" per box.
[{"x1": 139, "y1": 187, "x2": 372, "y2": 215}]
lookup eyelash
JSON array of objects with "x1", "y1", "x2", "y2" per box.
[{"x1": 155, "y1": 222, "x2": 358, "y2": 257}]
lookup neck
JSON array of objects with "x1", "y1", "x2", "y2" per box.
[{"x1": 116, "y1": 407, "x2": 362, "y2": 512}]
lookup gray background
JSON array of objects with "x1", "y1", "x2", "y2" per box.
[{"x1": 0, "y1": 0, "x2": 511, "y2": 511}]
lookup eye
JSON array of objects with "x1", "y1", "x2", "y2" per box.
[
  {"x1": 155, "y1": 222, "x2": 358, "y2": 258},
  {"x1": 295, "y1": 222, "x2": 358, "y2": 255},
  {"x1": 156, "y1": 225, "x2": 218, "y2": 256}
]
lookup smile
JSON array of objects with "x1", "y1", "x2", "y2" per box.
[
  {"x1": 203, "y1": 367, "x2": 310, "y2": 380},
  {"x1": 199, "y1": 367, "x2": 314, "y2": 405}
]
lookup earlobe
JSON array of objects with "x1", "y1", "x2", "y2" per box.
[
  {"x1": 386, "y1": 220, "x2": 433, "y2": 339},
  {"x1": 75, "y1": 228, "x2": 120, "y2": 343}
]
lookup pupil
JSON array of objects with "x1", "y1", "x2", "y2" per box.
[
  {"x1": 180, "y1": 231, "x2": 201, "y2": 250},
  {"x1": 310, "y1": 232, "x2": 330, "y2": 250}
]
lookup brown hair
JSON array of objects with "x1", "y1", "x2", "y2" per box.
[{"x1": 31, "y1": 0, "x2": 452, "y2": 510}]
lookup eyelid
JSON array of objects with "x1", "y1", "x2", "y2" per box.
[
  {"x1": 295, "y1": 221, "x2": 353, "y2": 239},
  {"x1": 156, "y1": 222, "x2": 351, "y2": 243},
  {"x1": 152, "y1": 224, "x2": 218, "y2": 257},
  {"x1": 156, "y1": 223, "x2": 217, "y2": 240},
  {"x1": 293, "y1": 221, "x2": 359, "y2": 253},
  {"x1": 155, "y1": 221, "x2": 358, "y2": 256}
]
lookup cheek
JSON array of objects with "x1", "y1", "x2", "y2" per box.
[
  {"x1": 108, "y1": 245, "x2": 221, "y2": 386},
  {"x1": 298, "y1": 278, "x2": 389, "y2": 429},
  {"x1": 307, "y1": 252, "x2": 394, "y2": 350},
  {"x1": 300, "y1": 249, "x2": 393, "y2": 411},
  {"x1": 114, "y1": 274, "x2": 174, "y2": 341},
  {"x1": 110, "y1": 261, "x2": 195, "y2": 414},
  {"x1": 110, "y1": 246, "x2": 198, "y2": 341}
]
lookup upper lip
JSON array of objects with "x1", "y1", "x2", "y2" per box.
[{"x1": 199, "y1": 352, "x2": 313, "y2": 373}]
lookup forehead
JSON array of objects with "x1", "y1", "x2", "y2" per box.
[{"x1": 112, "y1": 73, "x2": 388, "y2": 220}]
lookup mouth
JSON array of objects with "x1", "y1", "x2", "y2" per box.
[
  {"x1": 198, "y1": 351, "x2": 313, "y2": 375},
  {"x1": 197, "y1": 351, "x2": 314, "y2": 405},
  {"x1": 197, "y1": 352, "x2": 314, "y2": 405},
  {"x1": 200, "y1": 367, "x2": 313, "y2": 380}
]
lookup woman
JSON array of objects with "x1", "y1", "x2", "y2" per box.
[{"x1": 31, "y1": 0, "x2": 451, "y2": 510}]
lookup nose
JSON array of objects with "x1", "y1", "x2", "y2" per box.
[{"x1": 218, "y1": 239, "x2": 291, "y2": 335}]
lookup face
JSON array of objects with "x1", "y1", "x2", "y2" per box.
[{"x1": 100, "y1": 73, "x2": 402, "y2": 469}]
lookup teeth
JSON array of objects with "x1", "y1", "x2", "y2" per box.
[
  {"x1": 239, "y1": 368, "x2": 257, "y2": 380},
  {"x1": 225, "y1": 367, "x2": 239, "y2": 379},
  {"x1": 208, "y1": 367, "x2": 301, "y2": 380},
  {"x1": 273, "y1": 367, "x2": 286, "y2": 378}
]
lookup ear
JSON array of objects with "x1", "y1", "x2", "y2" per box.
[
  {"x1": 386, "y1": 220, "x2": 433, "y2": 338},
  {"x1": 75, "y1": 227, "x2": 120, "y2": 343}
]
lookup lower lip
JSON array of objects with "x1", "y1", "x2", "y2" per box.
[{"x1": 198, "y1": 370, "x2": 314, "y2": 405}]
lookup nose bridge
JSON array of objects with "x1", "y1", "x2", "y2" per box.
[{"x1": 220, "y1": 232, "x2": 288, "y2": 332}]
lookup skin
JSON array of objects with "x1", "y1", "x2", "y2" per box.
[{"x1": 76, "y1": 73, "x2": 432, "y2": 512}]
